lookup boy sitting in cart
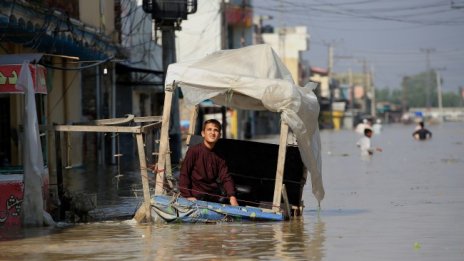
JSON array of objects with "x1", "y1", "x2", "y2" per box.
[{"x1": 179, "y1": 119, "x2": 239, "y2": 206}]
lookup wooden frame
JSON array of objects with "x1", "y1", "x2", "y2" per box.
[
  {"x1": 54, "y1": 115, "x2": 162, "y2": 222},
  {"x1": 53, "y1": 82, "x2": 302, "y2": 222},
  {"x1": 154, "y1": 82, "x2": 291, "y2": 217}
]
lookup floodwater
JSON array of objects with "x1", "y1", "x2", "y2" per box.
[{"x1": 1, "y1": 122, "x2": 463, "y2": 261}]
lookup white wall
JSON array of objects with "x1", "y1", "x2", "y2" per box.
[
  {"x1": 262, "y1": 26, "x2": 308, "y2": 59},
  {"x1": 176, "y1": 0, "x2": 222, "y2": 62},
  {"x1": 262, "y1": 26, "x2": 309, "y2": 83}
]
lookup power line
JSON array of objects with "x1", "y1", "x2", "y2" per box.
[{"x1": 254, "y1": 0, "x2": 464, "y2": 26}]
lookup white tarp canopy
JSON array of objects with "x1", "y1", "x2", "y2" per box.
[{"x1": 165, "y1": 44, "x2": 324, "y2": 204}]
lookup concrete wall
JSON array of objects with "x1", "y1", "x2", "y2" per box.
[
  {"x1": 46, "y1": 58, "x2": 83, "y2": 167},
  {"x1": 79, "y1": 0, "x2": 115, "y2": 36},
  {"x1": 310, "y1": 73, "x2": 330, "y2": 98},
  {"x1": 262, "y1": 26, "x2": 308, "y2": 85},
  {"x1": 176, "y1": 0, "x2": 222, "y2": 61}
]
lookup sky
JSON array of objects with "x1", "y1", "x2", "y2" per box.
[{"x1": 253, "y1": 0, "x2": 464, "y2": 92}]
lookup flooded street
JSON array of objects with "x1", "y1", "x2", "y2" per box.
[{"x1": 1, "y1": 122, "x2": 463, "y2": 261}]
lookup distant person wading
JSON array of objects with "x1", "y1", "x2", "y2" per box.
[
  {"x1": 412, "y1": 122, "x2": 432, "y2": 140},
  {"x1": 357, "y1": 128, "x2": 382, "y2": 158}
]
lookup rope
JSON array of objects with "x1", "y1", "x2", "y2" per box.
[
  {"x1": 134, "y1": 168, "x2": 279, "y2": 209},
  {"x1": 140, "y1": 173, "x2": 283, "y2": 211},
  {"x1": 139, "y1": 161, "x2": 285, "y2": 210}
]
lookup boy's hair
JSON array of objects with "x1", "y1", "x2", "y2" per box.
[
  {"x1": 364, "y1": 128, "x2": 373, "y2": 136},
  {"x1": 202, "y1": 119, "x2": 222, "y2": 131}
]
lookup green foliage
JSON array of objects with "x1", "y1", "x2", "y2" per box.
[
  {"x1": 376, "y1": 70, "x2": 462, "y2": 108},
  {"x1": 442, "y1": 92, "x2": 462, "y2": 107},
  {"x1": 402, "y1": 71, "x2": 435, "y2": 107},
  {"x1": 375, "y1": 88, "x2": 402, "y2": 106}
]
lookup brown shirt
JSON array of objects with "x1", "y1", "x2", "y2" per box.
[{"x1": 179, "y1": 143, "x2": 236, "y2": 199}]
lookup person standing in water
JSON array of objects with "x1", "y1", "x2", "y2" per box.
[
  {"x1": 412, "y1": 122, "x2": 432, "y2": 140},
  {"x1": 372, "y1": 119, "x2": 383, "y2": 134},
  {"x1": 357, "y1": 128, "x2": 383, "y2": 158}
]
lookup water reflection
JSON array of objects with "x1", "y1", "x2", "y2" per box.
[
  {"x1": 1, "y1": 219, "x2": 326, "y2": 260},
  {"x1": 274, "y1": 218, "x2": 326, "y2": 260},
  {"x1": 142, "y1": 218, "x2": 326, "y2": 260}
]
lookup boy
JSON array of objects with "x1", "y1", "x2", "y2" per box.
[
  {"x1": 357, "y1": 128, "x2": 382, "y2": 157},
  {"x1": 179, "y1": 119, "x2": 238, "y2": 206}
]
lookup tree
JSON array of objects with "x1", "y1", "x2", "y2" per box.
[{"x1": 375, "y1": 71, "x2": 461, "y2": 108}]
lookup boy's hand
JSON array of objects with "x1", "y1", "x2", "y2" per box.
[{"x1": 229, "y1": 196, "x2": 238, "y2": 206}]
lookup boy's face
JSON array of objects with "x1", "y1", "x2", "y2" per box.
[{"x1": 202, "y1": 123, "x2": 221, "y2": 144}]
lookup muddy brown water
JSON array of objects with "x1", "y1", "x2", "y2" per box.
[{"x1": 1, "y1": 122, "x2": 463, "y2": 260}]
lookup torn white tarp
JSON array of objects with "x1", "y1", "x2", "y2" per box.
[
  {"x1": 16, "y1": 61, "x2": 46, "y2": 226},
  {"x1": 165, "y1": 44, "x2": 324, "y2": 203}
]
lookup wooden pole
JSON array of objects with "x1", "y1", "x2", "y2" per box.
[
  {"x1": 54, "y1": 129, "x2": 64, "y2": 220},
  {"x1": 155, "y1": 85, "x2": 174, "y2": 195},
  {"x1": 186, "y1": 106, "x2": 198, "y2": 146},
  {"x1": 281, "y1": 184, "x2": 291, "y2": 220},
  {"x1": 165, "y1": 142, "x2": 173, "y2": 189},
  {"x1": 272, "y1": 121, "x2": 289, "y2": 212},
  {"x1": 136, "y1": 133, "x2": 151, "y2": 221},
  {"x1": 65, "y1": 132, "x2": 71, "y2": 168},
  {"x1": 297, "y1": 167, "x2": 308, "y2": 216}
]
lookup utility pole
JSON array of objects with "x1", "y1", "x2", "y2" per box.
[
  {"x1": 143, "y1": 0, "x2": 197, "y2": 167},
  {"x1": 401, "y1": 76, "x2": 409, "y2": 113},
  {"x1": 436, "y1": 70, "x2": 443, "y2": 121},
  {"x1": 362, "y1": 59, "x2": 369, "y2": 114},
  {"x1": 328, "y1": 43, "x2": 333, "y2": 78},
  {"x1": 433, "y1": 67, "x2": 446, "y2": 122},
  {"x1": 370, "y1": 65, "x2": 376, "y2": 118},
  {"x1": 348, "y1": 67, "x2": 353, "y2": 110},
  {"x1": 324, "y1": 41, "x2": 338, "y2": 112},
  {"x1": 334, "y1": 54, "x2": 355, "y2": 110},
  {"x1": 325, "y1": 40, "x2": 344, "y2": 78},
  {"x1": 421, "y1": 48, "x2": 435, "y2": 108}
]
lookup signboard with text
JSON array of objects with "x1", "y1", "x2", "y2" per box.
[{"x1": 0, "y1": 64, "x2": 47, "y2": 94}]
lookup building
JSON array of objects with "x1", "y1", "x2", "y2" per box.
[
  {"x1": 310, "y1": 67, "x2": 330, "y2": 99},
  {"x1": 0, "y1": 0, "x2": 122, "y2": 169},
  {"x1": 0, "y1": 0, "x2": 127, "y2": 226},
  {"x1": 261, "y1": 26, "x2": 308, "y2": 86}
]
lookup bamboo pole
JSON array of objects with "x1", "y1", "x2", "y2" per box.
[
  {"x1": 272, "y1": 121, "x2": 289, "y2": 212},
  {"x1": 281, "y1": 184, "x2": 291, "y2": 220},
  {"x1": 136, "y1": 133, "x2": 151, "y2": 221},
  {"x1": 54, "y1": 125, "x2": 142, "y2": 133},
  {"x1": 186, "y1": 105, "x2": 198, "y2": 146},
  {"x1": 54, "y1": 129, "x2": 64, "y2": 220},
  {"x1": 65, "y1": 132, "x2": 72, "y2": 168},
  {"x1": 297, "y1": 167, "x2": 308, "y2": 216},
  {"x1": 155, "y1": 84, "x2": 174, "y2": 195},
  {"x1": 165, "y1": 141, "x2": 173, "y2": 189}
]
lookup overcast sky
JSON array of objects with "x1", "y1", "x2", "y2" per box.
[{"x1": 253, "y1": 0, "x2": 464, "y2": 92}]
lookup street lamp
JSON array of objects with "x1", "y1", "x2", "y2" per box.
[
  {"x1": 142, "y1": 0, "x2": 198, "y2": 169},
  {"x1": 143, "y1": 0, "x2": 197, "y2": 30}
]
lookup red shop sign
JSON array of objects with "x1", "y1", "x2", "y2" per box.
[{"x1": 0, "y1": 64, "x2": 47, "y2": 94}]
